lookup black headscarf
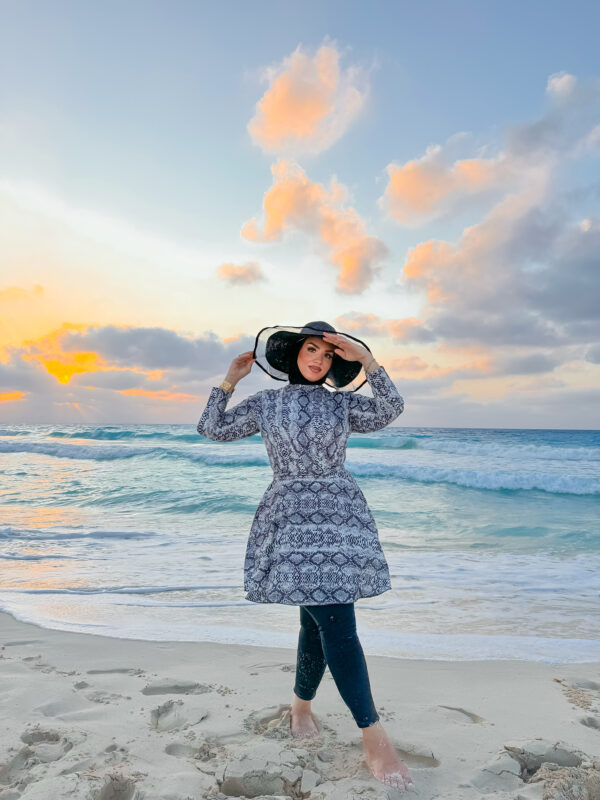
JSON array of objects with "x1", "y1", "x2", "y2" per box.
[{"x1": 287, "y1": 337, "x2": 329, "y2": 385}]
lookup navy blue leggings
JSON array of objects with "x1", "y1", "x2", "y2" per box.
[{"x1": 293, "y1": 602, "x2": 380, "y2": 729}]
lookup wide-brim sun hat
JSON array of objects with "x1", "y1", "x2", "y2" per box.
[{"x1": 252, "y1": 320, "x2": 372, "y2": 391}]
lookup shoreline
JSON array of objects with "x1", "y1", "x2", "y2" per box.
[
  {"x1": 1, "y1": 604, "x2": 600, "y2": 666},
  {"x1": 1, "y1": 609, "x2": 599, "y2": 799}
]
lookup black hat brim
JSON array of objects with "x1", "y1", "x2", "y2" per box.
[{"x1": 252, "y1": 324, "x2": 372, "y2": 391}]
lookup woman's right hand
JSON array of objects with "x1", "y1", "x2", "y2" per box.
[{"x1": 225, "y1": 351, "x2": 256, "y2": 385}]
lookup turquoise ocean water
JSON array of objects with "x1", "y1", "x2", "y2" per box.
[{"x1": 1, "y1": 423, "x2": 599, "y2": 663}]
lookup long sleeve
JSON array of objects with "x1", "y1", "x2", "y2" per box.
[
  {"x1": 347, "y1": 365, "x2": 404, "y2": 433},
  {"x1": 197, "y1": 387, "x2": 260, "y2": 442}
]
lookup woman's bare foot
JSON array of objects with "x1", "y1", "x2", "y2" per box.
[
  {"x1": 290, "y1": 696, "x2": 320, "y2": 738},
  {"x1": 362, "y1": 720, "x2": 415, "y2": 792}
]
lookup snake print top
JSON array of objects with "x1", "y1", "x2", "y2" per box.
[{"x1": 197, "y1": 365, "x2": 404, "y2": 604}]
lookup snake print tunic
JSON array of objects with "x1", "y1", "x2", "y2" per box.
[{"x1": 196, "y1": 365, "x2": 404, "y2": 605}]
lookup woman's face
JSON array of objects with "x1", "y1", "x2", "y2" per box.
[{"x1": 297, "y1": 336, "x2": 336, "y2": 381}]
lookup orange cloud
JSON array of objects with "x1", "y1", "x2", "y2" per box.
[
  {"x1": 390, "y1": 352, "x2": 493, "y2": 380},
  {"x1": 242, "y1": 159, "x2": 387, "y2": 293},
  {"x1": 248, "y1": 42, "x2": 368, "y2": 155},
  {"x1": 380, "y1": 145, "x2": 504, "y2": 225},
  {"x1": 334, "y1": 313, "x2": 435, "y2": 343},
  {"x1": 20, "y1": 324, "x2": 165, "y2": 385},
  {"x1": 332, "y1": 313, "x2": 383, "y2": 336},
  {"x1": 0, "y1": 391, "x2": 26, "y2": 403},
  {"x1": 117, "y1": 388, "x2": 197, "y2": 402},
  {"x1": 217, "y1": 261, "x2": 265, "y2": 285},
  {"x1": 387, "y1": 317, "x2": 434, "y2": 341},
  {"x1": 222, "y1": 332, "x2": 247, "y2": 343},
  {"x1": 402, "y1": 239, "x2": 456, "y2": 303},
  {"x1": 20, "y1": 324, "x2": 101, "y2": 384}
]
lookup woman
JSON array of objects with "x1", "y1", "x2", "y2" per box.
[{"x1": 197, "y1": 321, "x2": 414, "y2": 792}]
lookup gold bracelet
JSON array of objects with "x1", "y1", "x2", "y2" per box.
[
  {"x1": 219, "y1": 379, "x2": 234, "y2": 393},
  {"x1": 364, "y1": 357, "x2": 379, "y2": 374}
]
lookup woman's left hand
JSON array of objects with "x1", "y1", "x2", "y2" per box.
[{"x1": 321, "y1": 331, "x2": 372, "y2": 364}]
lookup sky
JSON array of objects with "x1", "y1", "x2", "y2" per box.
[{"x1": 1, "y1": 0, "x2": 599, "y2": 428}]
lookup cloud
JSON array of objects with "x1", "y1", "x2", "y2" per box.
[
  {"x1": 380, "y1": 72, "x2": 600, "y2": 231},
  {"x1": 0, "y1": 323, "x2": 276, "y2": 422},
  {"x1": 216, "y1": 261, "x2": 265, "y2": 285},
  {"x1": 384, "y1": 74, "x2": 600, "y2": 363},
  {"x1": 247, "y1": 42, "x2": 369, "y2": 156},
  {"x1": 546, "y1": 71, "x2": 577, "y2": 100},
  {"x1": 242, "y1": 159, "x2": 388, "y2": 293},
  {"x1": 585, "y1": 343, "x2": 600, "y2": 364},
  {"x1": 379, "y1": 143, "x2": 509, "y2": 226},
  {"x1": 334, "y1": 312, "x2": 436, "y2": 343},
  {"x1": 396, "y1": 384, "x2": 600, "y2": 429},
  {"x1": 494, "y1": 352, "x2": 561, "y2": 376},
  {"x1": 390, "y1": 353, "x2": 492, "y2": 380},
  {"x1": 576, "y1": 123, "x2": 600, "y2": 154}
]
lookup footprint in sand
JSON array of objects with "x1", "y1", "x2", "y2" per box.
[
  {"x1": 3, "y1": 640, "x2": 43, "y2": 647},
  {"x1": 242, "y1": 703, "x2": 326, "y2": 742},
  {"x1": 59, "y1": 743, "x2": 130, "y2": 776},
  {"x1": 141, "y1": 678, "x2": 211, "y2": 695},
  {"x1": 20, "y1": 727, "x2": 78, "y2": 761},
  {"x1": 0, "y1": 726, "x2": 82, "y2": 790},
  {"x1": 0, "y1": 746, "x2": 37, "y2": 789},
  {"x1": 503, "y1": 738, "x2": 587, "y2": 781},
  {"x1": 89, "y1": 774, "x2": 144, "y2": 800},
  {"x1": 165, "y1": 740, "x2": 218, "y2": 761},
  {"x1": 86, "y1": 667, "x2": 146, "y2": 676},
  {"x1": 85, "y1": 690, "x2": 129, "y2": 704},
  {"x1": 150, "y1": 699, "x2": 209, "y2": 732},
  {"x1": 34, "y1": 694, "x2": 93, "y2": 719},
  {"x1": 16, "y1": 655, "x2": 76, "y2": 677},
  {"x1": 438, "y1": 704, "x2": 486, "y2": 723},
  {"x1": 243, "y1": 704, "x2": 294, "y2": 739},
  {"x1": 579, "y1": 715, "x2": 600, "y2": 730}
]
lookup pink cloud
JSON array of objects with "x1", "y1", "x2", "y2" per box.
[
  {"x1": 216, "y1": 261, "x2": 265, "y2": 285},
  {"x1": 242, "y1": 159, "x2": 388, "y2": 293},
  {"x1": 247, "y1": 42, "x2": 369, "y2": 156},
  {"x1": 379, "y1": 143, "x2": 507, "y2": 225}
]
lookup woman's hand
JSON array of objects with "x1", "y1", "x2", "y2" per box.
[
  {"x1": 225, "y1": 351, "x2": 256, "y2": 385},
  {"x1": 321, "y1": 332, "x2": 373, "y2": 365}
]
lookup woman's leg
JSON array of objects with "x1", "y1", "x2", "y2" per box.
[
  {"x1": 293, "y1": 605, "x2": 327, "y2": 700},
  {"x1": 302, "y1": 602, "x2": 379, "y2": 728},
  {"x1": 304, "y1": 602, "x2": 414, "y2": 790},
  {"x1": 290, "y1": 606, "x2": 326, "y2": 737}
]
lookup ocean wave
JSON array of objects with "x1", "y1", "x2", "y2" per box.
[
  {"x1": 0, "y1": 527, "x2": 157, "y2": 541},
  {"x1": 0, "y1": 583, "x2": 237, "y2": 595},
  {"x1": 349, "y1": 436, "x2": 419, "y2": 450},
  {"x1": 48, "y1": 427, "x2": 201, "y2": 444},
  {"x1": 416, "y1": 439, "x2": 600, "y2": 461},
  {"x1": 4, "y1": 430, "x2": 599, "y2": 467},
  {"x1": 348, "y1": 435, "x2": 600, "y2": 461},
  {"x1": 0, "y1": 438, "x2": 269, "y2": 468},
  {"x1": 346, "y1": 461, "x2": 600, "y2": 495},
  {"x1": 0, "y1": 553, "x2": 72, "y2": 560},
  {"x1": 0, "y1": 440, "x2": 161, "y2": 460}
]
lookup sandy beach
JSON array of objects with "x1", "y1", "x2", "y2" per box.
[{"x1": 1, "y1": 610, "x2": 599, "y2": 799}]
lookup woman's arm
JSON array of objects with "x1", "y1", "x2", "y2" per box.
[
  {"x1": 347, "y1": 363, "x2": 404, "y2": 433},
  {"x1": 197, "y1": 350, "x2": 260, "y2": 441},
  {"x1": 197, "y1": 386, "x2": 260, "y2": 441}
]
